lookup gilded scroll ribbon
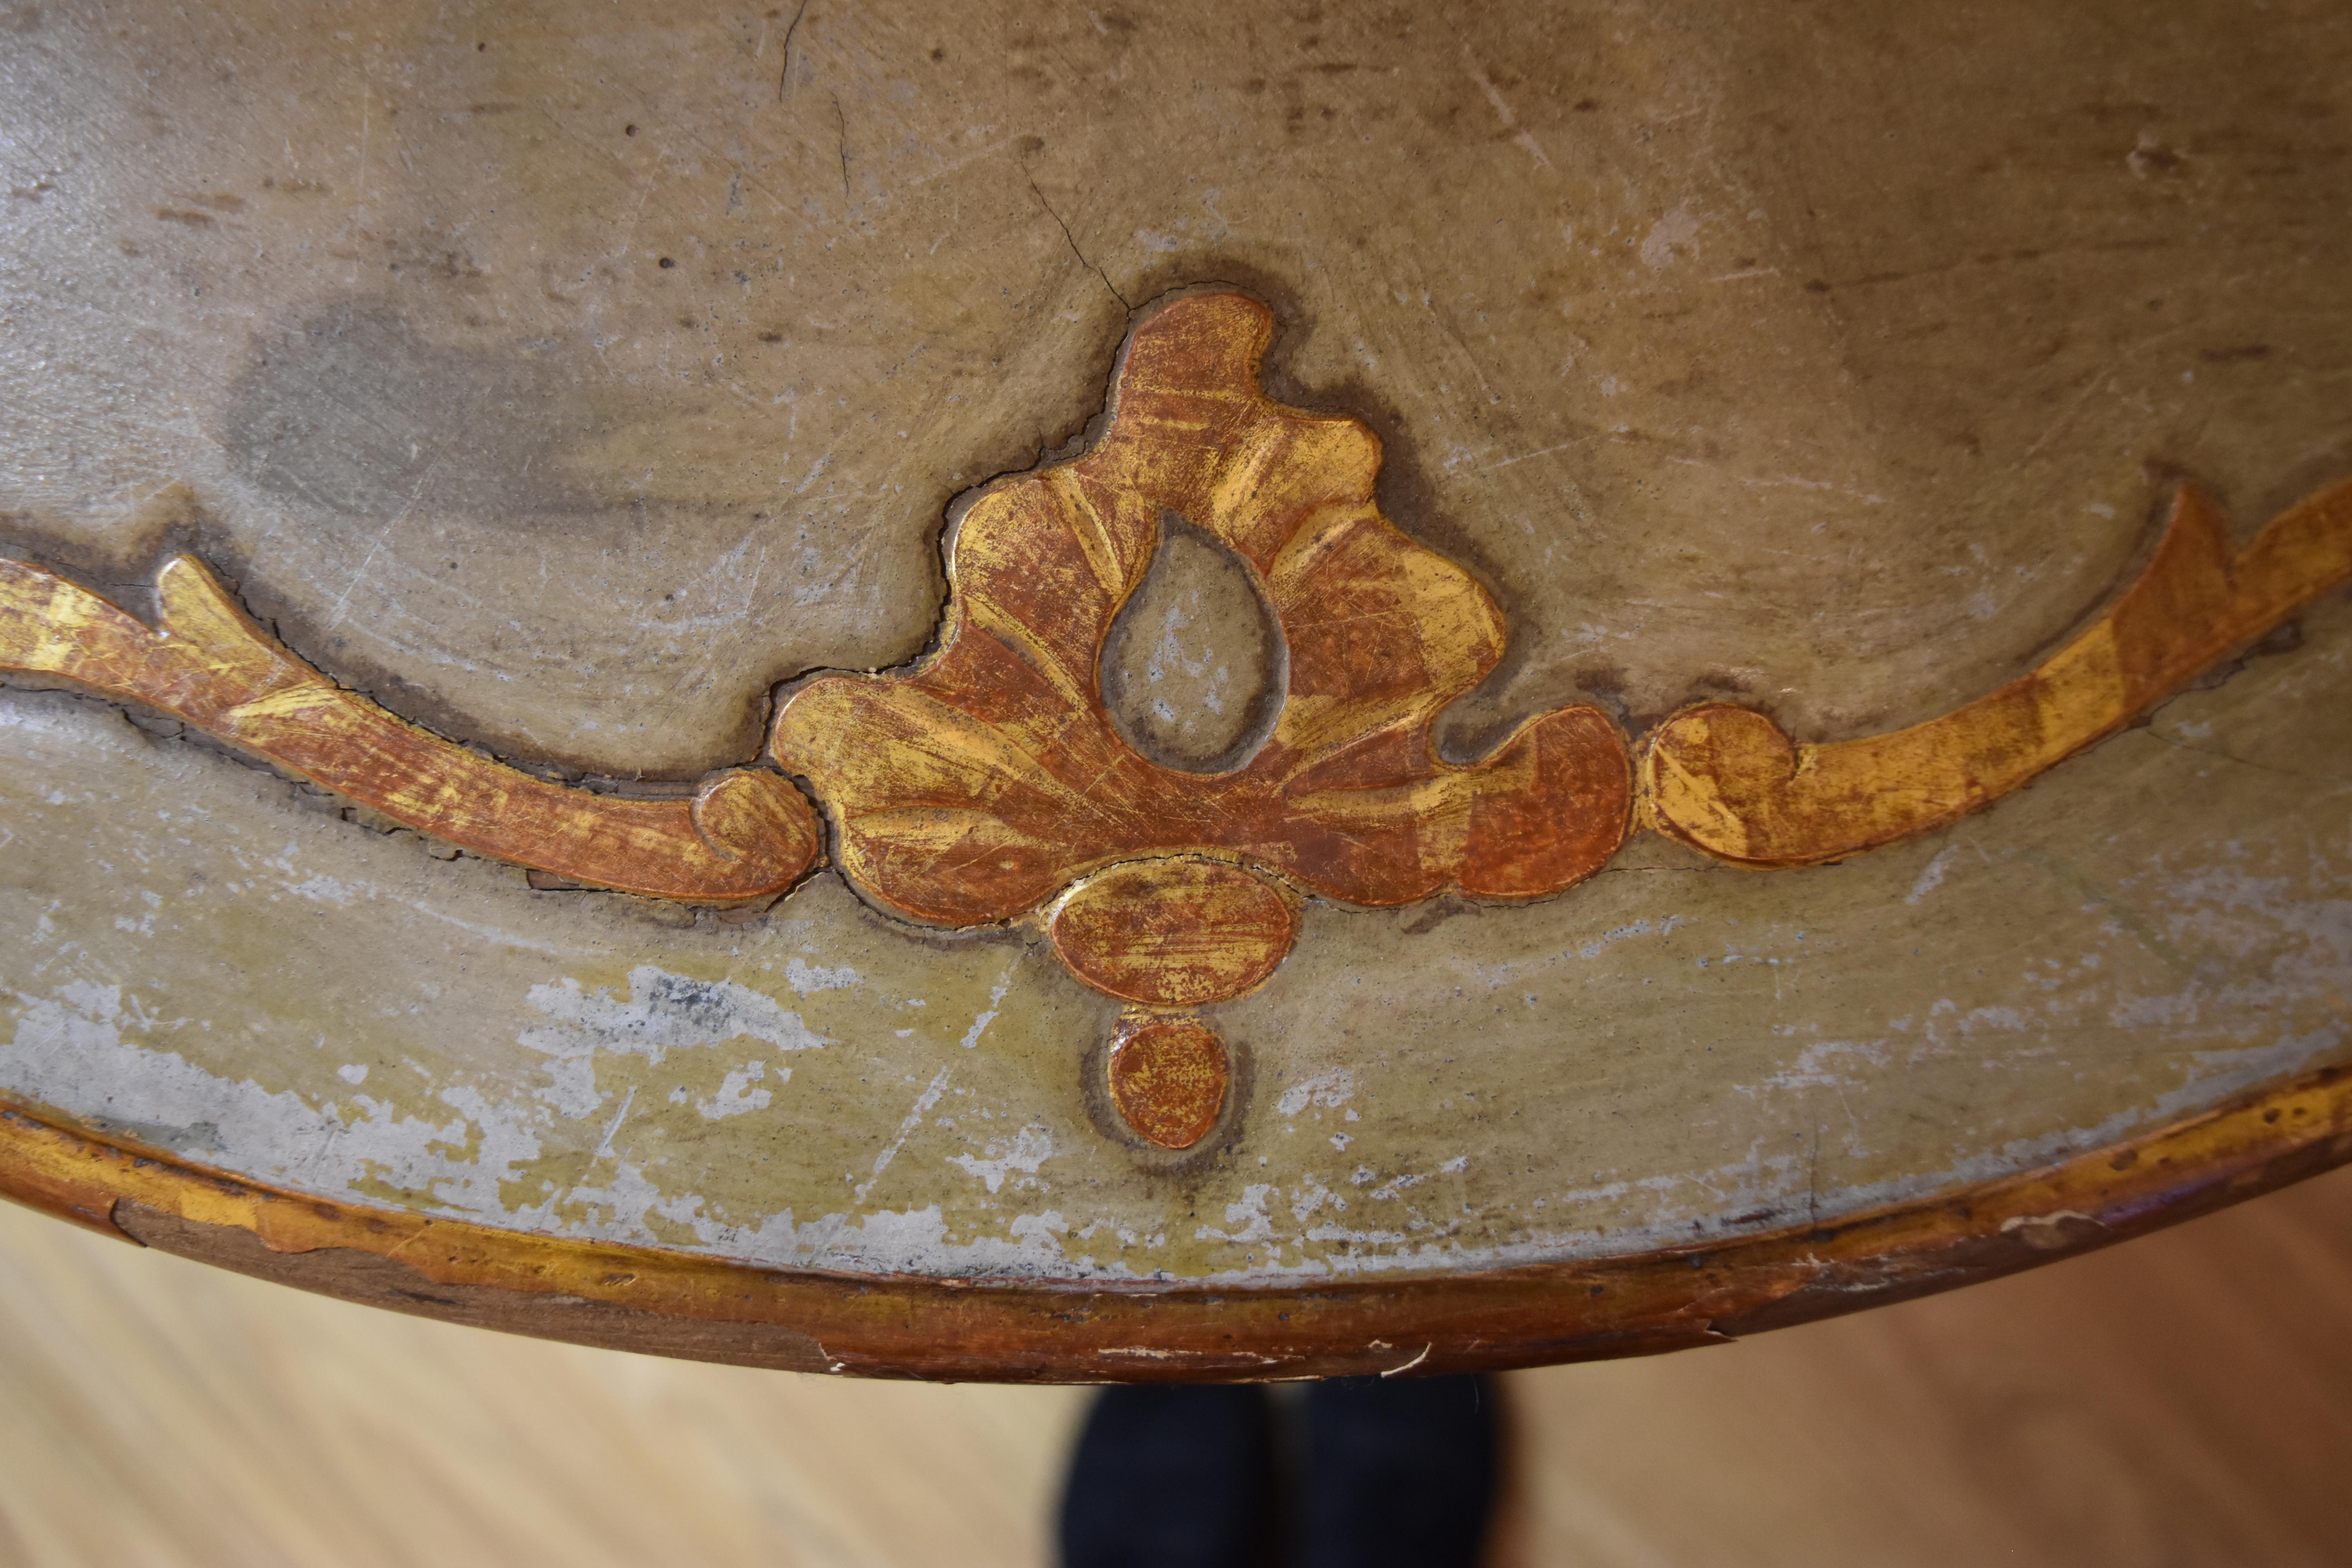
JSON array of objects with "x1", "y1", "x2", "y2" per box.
[
  {"x1": 0, "y1": 554, "x2": 819, "y2": 902},
  {"x1": 5, "y1": 289, "x2": 2351, "y2": 1151}
]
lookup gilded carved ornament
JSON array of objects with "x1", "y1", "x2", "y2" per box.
[{"x1": 5, "y1": 291, "x2": 2348, "y2": 1149}]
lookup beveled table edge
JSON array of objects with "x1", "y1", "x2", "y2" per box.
[{"x1": 0, "y1": 1067, "x2": 2342, "y2": 1383}]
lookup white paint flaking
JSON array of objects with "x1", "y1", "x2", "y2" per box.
[
  {"x1": 1277, "y1": 1069, "x2": 1354, "y2": 1119},
  {"x1": 783, "y1": 958, "x2": 859, "y2": 995},
  {"x1": 1639, "y1": 200, "x2": 1702, "y2": 269},
  {"x1": 697, "y1": 1061, "x2": 776, "y2": 1120},
  {"x1": 947, "y1": 1123, "x2": 1053, "y2": 1194}
]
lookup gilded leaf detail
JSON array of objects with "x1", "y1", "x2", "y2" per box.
[{"x1": 770, "y1": 293, "x2": 1635, "y2": 927}]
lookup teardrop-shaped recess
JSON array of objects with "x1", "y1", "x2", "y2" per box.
[{"x1": 1098, "y1": 514, "x2": 1287, "y2": 774}]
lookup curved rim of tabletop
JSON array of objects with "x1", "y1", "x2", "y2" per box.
[{"x1": 0, "y1": 1065, "x2": 2344, "y2": 1383}]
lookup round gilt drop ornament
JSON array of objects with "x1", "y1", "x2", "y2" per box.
[
  {"x1": 1105, "y1": 1018, "x2": 1230, "y2": 1151},
  {"x1": 1047, "y1": 858, "x2": 1294, "y2": 1146}
]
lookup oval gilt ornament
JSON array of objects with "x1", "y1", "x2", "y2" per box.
[{"x1": 1048, "y1": 858, "x2": 1298, "y2": 1009}]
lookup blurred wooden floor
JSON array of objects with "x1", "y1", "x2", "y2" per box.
[{"x1": 0, "y1": 1168, "x2": 2347, "y2": 1567}]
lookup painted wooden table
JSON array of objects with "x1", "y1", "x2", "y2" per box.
[{"x1": 2, "y1": 0, "x2": 2348, "y2": 1380}]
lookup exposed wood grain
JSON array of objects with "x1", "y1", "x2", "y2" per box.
[
  {"x1": 0, "y1": 1197, "x2": 1078, "y2": 1568},
  {"x1": 1493, "y1": 1165, "x2": 2352, "y2": 1568}
]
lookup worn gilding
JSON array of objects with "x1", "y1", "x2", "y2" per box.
[
  {"x1": 0, "y1": 555, "x2": 819, "y2": 902},
  {"x1": 769, "y1": 293, "x2": 1638, "y2": 927},
  {"x1": 1049, "y1": 859, "x2": 1298, "y2": 1010},
  {"x1": 1644, "y1": 481, "x2": 2352, "y2": 865},
  {"x1": 1105, "y1": 1018, "x2": 1230, "y2": 1151},
  {"x1": 3, "y1": 1064, "x2": 2346, "y2": 1380}
]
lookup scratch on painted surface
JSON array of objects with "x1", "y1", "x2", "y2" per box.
[
  {"x1": 592, "y1": 1085, "x2": 638, "y2": 1159},
  {"x1": 854, "y1": 1066, "x2": 953, "y2": 1204},
  {"x1": 959, "y1": 957, "x2": 1021, "y2": 1049},
  {"x1": 5, "y1": 635, "x2": 2351, "y2": 1287}
]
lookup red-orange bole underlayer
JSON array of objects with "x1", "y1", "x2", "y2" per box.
[{"x1": 769, "y1": 293, "x2": 1637, "y2": 932}]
